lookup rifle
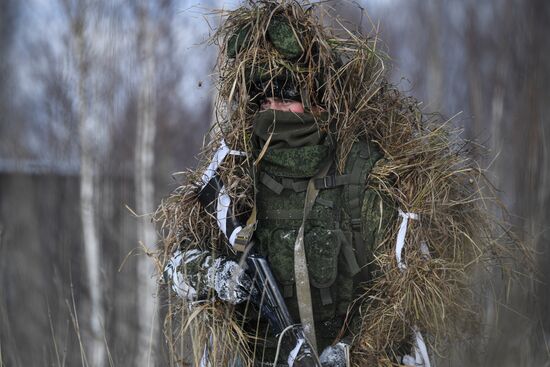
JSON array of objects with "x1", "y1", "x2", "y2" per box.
[
  {"x1": 198, "y1": 159, "x2": 321, "y2": 367},
  {"x1": 245, "y1": 250, "x2": 321, "y2": 367}
]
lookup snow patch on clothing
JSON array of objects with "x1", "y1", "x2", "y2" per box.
[
  {"x1": 207, "y1": 258, "x2": 250, "y2": 304},
  {"x1": 319, "y1": 342, "x2": 348, "y2": 367}
]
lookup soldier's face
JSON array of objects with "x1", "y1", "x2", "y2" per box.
[{"x1": 260, "y1": 97, "x2": 304, "y2": 113}]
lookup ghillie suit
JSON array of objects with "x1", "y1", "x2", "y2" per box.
[{"x1": 154, "y1": 1, "x2": 524, "y2": 366}]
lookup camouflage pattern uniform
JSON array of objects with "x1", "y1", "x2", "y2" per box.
[
  {"x1": 164, "y1": 12, "x2": 395, "y2": 367},
  {"x1": 166, "y1": 109, "x2": 394, "y2": 365}
]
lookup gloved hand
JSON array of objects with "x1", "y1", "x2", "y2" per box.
[
  {"x1": 163, "y1": 248, "x2": 253, "y2": 304},
  {"x1": 205, "y1": 256, "x2": 253, "y2": 304},
  {"x1": 319, "y1": 341, "x2": 350, "y2": 367}
]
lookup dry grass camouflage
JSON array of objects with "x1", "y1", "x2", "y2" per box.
[{"x1": 153, "y1": 1, "x2": 529, "y2": 366}]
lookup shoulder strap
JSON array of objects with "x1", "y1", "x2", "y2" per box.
[
  {"x1": 293, "y1": 155, "x2": 333, "y2": 353},
  {"x1": 342, "y1": 141, "x2": 383, "y2": 279}
]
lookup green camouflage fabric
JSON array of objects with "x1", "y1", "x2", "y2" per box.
[
  {"x1": 266, "y1": 16, "x2": 303, "y2": 59},
  {"x1": 227, "y1": 17, "x2": 303, "y2": 59},
  {"x1": 250, "y1": 113, "x2": 394, "y2": 356},
  {"x1": 227, "y1": 25, "x2": 251, "y2": 58}
]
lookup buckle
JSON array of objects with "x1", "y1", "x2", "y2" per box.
[
  {"x1": 233, "y1": 223, "x2": 256, "y2": 252},
  {"x1": 350, "y1": 218, "x2": 362, "y2": 230},
  {"x1": 322, "y1": 175, "x2": 336, "y2": 188}
]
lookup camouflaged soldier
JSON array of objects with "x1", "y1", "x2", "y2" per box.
[{"x1": 163, "y1": 7, "x2": 395, "y2": 367}]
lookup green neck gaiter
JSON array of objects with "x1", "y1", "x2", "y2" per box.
[{"x1": 252, "y1": 110, "x2": 329, "y2": 150}]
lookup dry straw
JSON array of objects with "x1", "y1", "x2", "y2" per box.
[{"x1": 154, "y1": 1, "x2": 528, "y2": 365}]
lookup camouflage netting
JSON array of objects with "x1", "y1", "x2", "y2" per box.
[{"x1": 153, "y1": 1, "x2": 526, "y2": 366}]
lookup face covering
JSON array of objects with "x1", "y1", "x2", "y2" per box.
[{"x1": 252, "y1": 110, "x2": 329, "y2": 150}]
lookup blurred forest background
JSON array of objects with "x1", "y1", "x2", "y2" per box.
[{"x1": 0, "y1": 0, "x2": 548, "y2": 366}]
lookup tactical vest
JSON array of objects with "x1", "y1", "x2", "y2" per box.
[{"x1": 253, "y1": 138, "x2": 382, "y2": 348}]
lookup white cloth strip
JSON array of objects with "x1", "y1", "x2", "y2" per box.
[
  {"x1": 199, "y1": 335, "x2": 212, "y2": 367},
  {"x1": 395, "y1": 209, "x2": 432, "y2": 367},
  {"x1": 420, "y1": 240, "x2": 431, "y2": 260},
  {"x1": 216, "y1": 187, "x2": 231, "y2": 237},
  {"x1": 396, "y1": 209, "x2": 418, "y2": 270},
  {"x1": 402, "y1": 355, "x2": 415, "y2": 366},
  {"x1": 215, "y1": 186, "x2": 242, "y2": 247},
  {"x1": 287, "y1": 338, "x2": 305, "y2": 367},
  {"x1": 202, "y1": 139, "x2": 246, "y2": 249},
  {"x1": 228, "y1": 225, "x2": 243, "y2": 246},
  {"x1": 200, "y1": 139, "x2": 246, "y2": 189},
  {"x1": 413, "y1": 327, "x2": 431, "y2": 367},
  {"x1": 166, "y1": 250, "x2": 198, "y2": 300}
]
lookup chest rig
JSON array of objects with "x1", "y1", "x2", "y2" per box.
[{"x1": 253, "y1": 139, "x2": 383, "y2": 324}]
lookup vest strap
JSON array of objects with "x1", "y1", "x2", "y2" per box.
[
  {"x1": 350, "y1": 218, "x2": 362, "y2": 230},
  {"x1": 260, "y1": 172, "x2": 284, "y2": 195},
  {"x1": 320, "y1": 287, "x2": 333, "y2": 306},
  {"x1": 283, "y1": 284, "x2": 294, "y2": 298},
  {"x1": 281, "y1": 177, "x2": 308, "y2": 192},
  {"x1": 313, "y1": 174, "x2": 354, "y2": 189},
  {"x1": 315, "y1": 197, "x2": 334, "y2": 208},
  {"x1": 259, "y1": 208, "x2": 340, "y2": 222},
  {"x1": 348, "y1": 197, "x2": 362, "y2": 211},
  {"x1": 340, "y1": 232, "x2": 361, "y2": 276},
  {"x1": 344, "y1": 144, "x2": 379, "y2": 280},
  {"x1": 260, "y1": 172, "x2": 309, "y2": 194},
  {"x1": 353, "y1": 232, "x2": 370, "y2": 279}
]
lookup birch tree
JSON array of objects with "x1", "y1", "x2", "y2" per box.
[
  {"x1": 134, "y1": 2, "x2": 159, "y2": 365},
  {"x1": 62, "y1": 0, "x2": 105, "y2": 366}
]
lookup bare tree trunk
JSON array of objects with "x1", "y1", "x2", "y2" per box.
[
  {"x1": 73, "y1": 4, "x2": 105, "y2": 366},
  {"x1": 135, "y1": 4, "x2": 159, "y2": 366},
  {"x1": 465, "y1": 4, "x2": 484, "y2": 145},
  {"x1": 426, "y1": 0, "x2": 443, "y2": 109},
  {"x1": 211, "y1": 0, "x2": 230, "y2": 131}
]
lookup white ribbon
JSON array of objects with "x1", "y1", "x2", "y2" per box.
[
  {"x1": 402, "y1": 329, "x2": 431, "y2": 367},
  {"x1": 287, "y1": 338, "x2": 305, "y2": 367},
  {"x1": 396, "y1": 209, "x2": 418, "y2": 270},
  {"x1": 201, "y1": 139, "x2": 246, "y2": 248},
  {"x1": 200, "y1": 139, "x2": 246, "y2": 189},
  {"x1": 166, "y1": 249, "x2": 199, "y2": 300},
  {"x1": 216, "y1": 187, "x2": 231, "y2": 237},
  {"x1": 215, "y1": 186, "x2": 243, "y2": 247},
  {"x1": 412, "y1": 327, "x2": 431, "y2": 367},
  {"x1": 199, "y1": 335, "x2": 213, "y2": 367},
  {"x1": 396, "y1": 209, "x2": 432, "y2": 367}
]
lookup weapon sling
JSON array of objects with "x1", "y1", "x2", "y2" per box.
[{"x1": 293, "y1": 155, "x2": 333, "y2": 353}]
